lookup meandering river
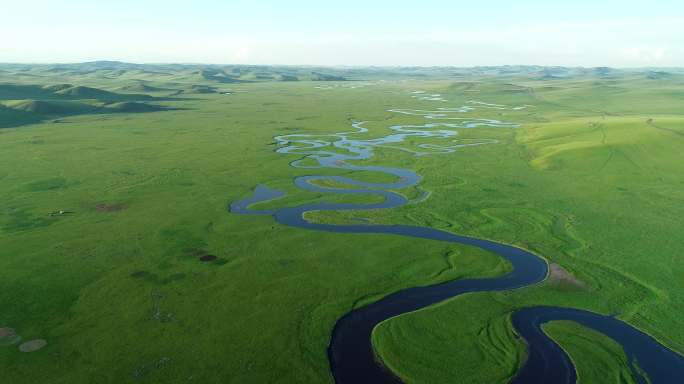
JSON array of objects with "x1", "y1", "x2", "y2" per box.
[{"x1": 230, "y1": 102, "x2": 684, "y2": 383}]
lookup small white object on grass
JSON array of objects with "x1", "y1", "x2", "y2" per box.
[{"x1": 18, "y1": 339, "x2": 47, "y2": 352}]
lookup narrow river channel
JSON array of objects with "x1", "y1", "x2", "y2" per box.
[{"x1": 230, "y1": 103, "x2": 684, "y2": 383}]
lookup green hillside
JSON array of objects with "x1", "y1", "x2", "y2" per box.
[
  {"x1": 5, "y1": 100, "x2": 97, "y2": 115},
  {"x1": 103, "y1": 101, "x2": 168, "y2": 113}
]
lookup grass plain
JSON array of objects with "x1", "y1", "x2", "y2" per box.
[{"x1": 0, "y1": 63, "x2": 683, "y2": 383}]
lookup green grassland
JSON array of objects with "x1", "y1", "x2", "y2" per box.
[
  {"x1": 543, "y1": 321, "x2": 639, "y2": 383},
  {"x1": 0, "y1": 63, "x2": 683, "y2": 383}
]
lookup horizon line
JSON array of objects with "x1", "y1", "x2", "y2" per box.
[{"x1": 1, "y1": 60, "x2": 683, "y2": 70}]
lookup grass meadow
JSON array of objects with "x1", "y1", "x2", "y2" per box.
[{"x1": 1, "y1": 66, "x2": 683, "y2": 383}]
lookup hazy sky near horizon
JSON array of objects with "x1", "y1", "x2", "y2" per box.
[{"x1": 2, "y1": 0, "x2": 683, "y2": 67}]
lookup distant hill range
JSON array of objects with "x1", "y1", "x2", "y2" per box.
[
  {"x1": 0, "y1": 61, "x2": 352, "y2": 83},
  {"x1": 1, "y1": 61, "x2": 682, "y2": 129},
  {"x1": 1, "y1": 61, "x2": 683, "y2": 83}
]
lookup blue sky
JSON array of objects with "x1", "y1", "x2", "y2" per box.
[{"x1": 2, "y1": 0, "x2": 683, "y2": 66}]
